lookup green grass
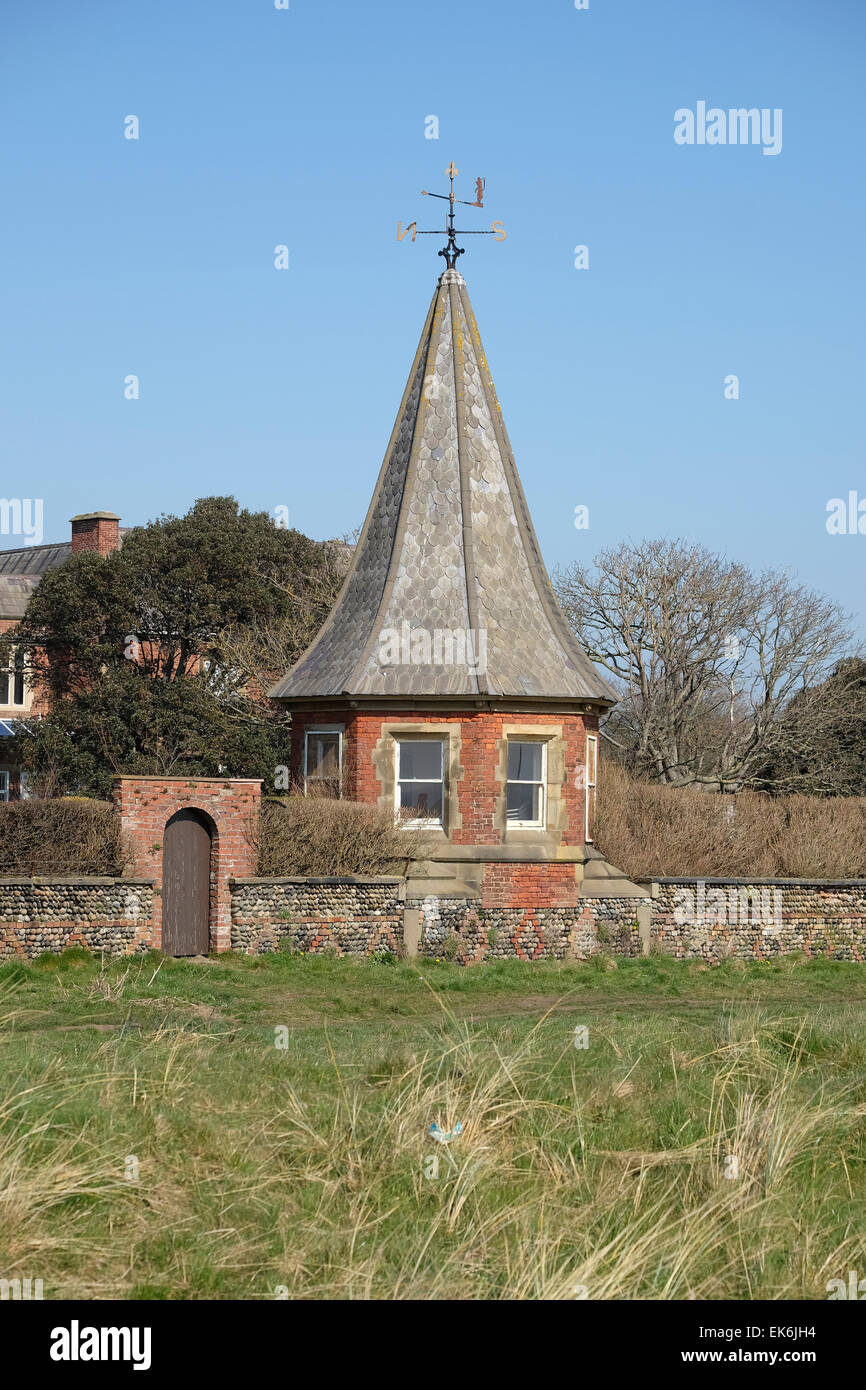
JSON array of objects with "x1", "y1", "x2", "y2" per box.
[{"x1": 1, "y1": 950, "x2": 865, "y2": 1299}]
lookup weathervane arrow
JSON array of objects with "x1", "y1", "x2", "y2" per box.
[{"x1": 396, "y1": 162, "x2": 507, "y2": 267}]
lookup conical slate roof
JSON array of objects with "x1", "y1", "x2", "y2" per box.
[{"x1": 271, "y1": 269, "x2": 617, "y2": 704}]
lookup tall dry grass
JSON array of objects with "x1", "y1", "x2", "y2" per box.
[
  {"x1": 255, "y1": 795, "x2": 432, "y2": 877},
  {"x1": 595, "y1": 760, "x2": 866, "y2": 879},
  {"x1": 1, "y1": 986, "x2": 861, "y2": 1299},
  {"x1": 0, "y1": 798, "x2": 129, "y2": 876}
]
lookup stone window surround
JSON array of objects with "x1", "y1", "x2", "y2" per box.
[
  {"x1": 505, "y1": 737, "x2": 548, "y2": 829},
  {"x1": 372, "y1": 722, "x2": 463, "y2": 840},
  {"x1": 494, "y1": 723, "x2": 568, "y2": 843},
  {"x1": 394, "y1": 735, "x2": 447, "y2": 829},
  {"x1": 1, "y1": 643, "x2": 28, "y2": 712},
  {"x1": 585, "y1": 732, "x2": 598, "y2": 843}
]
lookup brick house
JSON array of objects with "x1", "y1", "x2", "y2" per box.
[
  {"x1": 0, "y1": 259, "x2": 644, "y2": 947},
  {"x1": 270, "y1": 267, "x2": 641, "y2": 907},
  {"x1": 0, "y1": 511, "x2": 123, "y2": 798}
]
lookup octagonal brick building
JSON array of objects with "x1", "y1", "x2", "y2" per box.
[{"x1": 271, "y1": 268, "x2": 642, "y2": 912}]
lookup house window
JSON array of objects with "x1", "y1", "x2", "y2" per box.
[
  {"x1": 304, "y1": 728, "x2": 342, "y2": 798},
  {"x1": 396, "y1": 738, "x2": 444, "y2": 827},
  {"x1": 2, "y1": 646, "x2": 25, "y2": 707},
  {"x1": 0, "y1": 771, "x2": 9, "y2": 802},
  {"x1": 506, "y1": 740, "x2": 546, "y2": 827},
  {"x1": 585, "y1": 734, "x2": 598, "y2": 842}
]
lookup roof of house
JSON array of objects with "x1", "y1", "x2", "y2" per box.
[
  {"x1": 270, "y1": 269, "x2": 617, "y2": 705},
  {"x1": 0, "y1": 529, "x2": 130, "y2": 621},
  {"x1": 0, "y1": 541, "x2": 72, "y2": 619}
]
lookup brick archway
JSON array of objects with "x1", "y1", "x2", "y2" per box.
[{"x1": 113, "y1": 777, "x2": 261, "y2": 953}]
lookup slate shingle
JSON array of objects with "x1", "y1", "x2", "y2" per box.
[{"x1": 270, "y1": 270, "x2": 617, "y2": 705}]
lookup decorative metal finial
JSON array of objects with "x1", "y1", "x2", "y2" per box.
[{"x1": 396, "y1": 163, "x2": 507, "y2": 267}]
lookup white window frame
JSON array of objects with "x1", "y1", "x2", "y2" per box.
[
  {"x1": 585, "y1": 734, "x2": 598, "y2": 842},
  {"x1": 0, "y1": 771, "x2": 9, "y2": 803},
  {"x1": 506, "y1": 738, "x2": 548, "y2": 829},
  {"x1": 2, "y1": 646, "x2": 26, "y2": 708},
  {"x1": 303, "y1": 727, "x2": 343, "y2": 797},
  {"x1": 395, "y1": 737, "x2": 445, "y2": 830}
]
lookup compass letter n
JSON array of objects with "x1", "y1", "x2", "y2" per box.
[{"x1": 397, "y1": 222, "x2": 417, "y2": 242}]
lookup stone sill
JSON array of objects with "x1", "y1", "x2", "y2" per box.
[
  {"x1": 230, "y1": 876, "x2": 404, "y2": 886},
  {"x1": 0, "y1": 876, "x2": 156, "y2": 886},
  {"x1": 424, "y1": 845, "x2": 589, "y2": 864},
  {"x1": 112, "y1": 775, "x2": 263, "y2": 784},
  {"x1": 640, "y1": 877, "x2": 866, "y2": 888}
]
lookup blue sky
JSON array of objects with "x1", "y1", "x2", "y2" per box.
[{"x1": 2, "y1": 0, "x2": 864, "y2": 638}]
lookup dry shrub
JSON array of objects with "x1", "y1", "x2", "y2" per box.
[
  {"x1": 595, "y1": 759, "x2": 866, "y2": 879},
  {"x1": 0, "y1": 798, "x2": 128, "y2": 876},
  {"x1": 774, "y1": 797, "x2": 866, "y2": 879},
  {"x1": 256, "y1": 795, "x2": 432, "y2": 877}
]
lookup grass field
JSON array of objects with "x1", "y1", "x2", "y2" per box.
[{"x1": 1, "y1": 948, "x2": 865, "y2": 1300}]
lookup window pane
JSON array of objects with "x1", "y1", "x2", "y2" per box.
[
  {"x1": 0, "y1": 772, "x2": 9, "y2": 802},
  {"x1": 399, "y1": 780, "x2": 442, "y2": 819},
  {"x1": 306, "y1": 733, "x2": 340, "y2": 798},
  {"x1": 12, "y1": 651, "x2": 24, "y2": 705},
  {"x1": 398, "y1": 740, "x2": 442, "y2": 781},
  {"x1": 586, "y1": 736, "x2": 598, "y2": 784},
  {"x1": 1, "y1": 670, "x2": 8, "y2": 705},
  {"x1": 586, "y1": 784, "x2": 597, "y2": 840},
  {"x1": 308, "y1": 733, "x2": 339, "y2": 778},
  {"x1": 508, "y1": 740, "x2": 542, "y2": 782},
  {"x1": 506, "y1": 783, "x2": 540, "y2": 823}
]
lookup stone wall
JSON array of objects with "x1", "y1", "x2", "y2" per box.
[
  {"x1": 417, "y1": 894, "x2": 643, "y2": 962},
  {"x1": 646, "y1": 878, "x2": 866, "y2": 962},
  {"x1": 418, "y1": 897, "x2": 589, "y2": 962},
  {"x1": 583, "y1": 897, "x2": 646, "y2": 957},
  {"x1": 230, "y1": 878, "x2": 404, "y2": 955},
  {"x1": 416, "y1": 880, "x2": 866, "y2": 964},
  {"x1": 2, "y1": 871, "x2": 864, "y2": 967},
  {"x1": 0, "y1": 879, "x2": 153, "y2": 960}
]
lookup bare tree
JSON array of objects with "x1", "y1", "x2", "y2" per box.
[
  {"x1": 554, "y1": 539, "x2": 857, "y2": 790},
  {"x1": 215, "y1": 533, "x2": 353, "y2": 722}
]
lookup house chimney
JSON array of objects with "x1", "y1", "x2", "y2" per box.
[{"x1": 70, "y1": 511, "x2": 121, "y2": 556}]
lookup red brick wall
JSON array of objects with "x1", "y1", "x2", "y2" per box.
[
  {"x1": 0, "y1": 616, "x2": 51, "y2": 720},
  {"x1": 112, "y1": 776, "x2": 261, "y2": 952},
  {"x1": 70, "y1": 513, "x2": 120, "y2": 556},
  {"x1": 290, "y1": 706, "x2": 597, "y2": 847},
  {"x1": 482, "y1": 862, "x2": 582, "y2": 909}
]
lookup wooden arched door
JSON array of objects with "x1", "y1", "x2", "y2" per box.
[{"x1": 162, "y1": 809, "x2": 212, "y2": 956}]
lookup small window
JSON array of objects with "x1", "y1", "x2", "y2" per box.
[
  {"x1": 304, "y1": 728, "x2": 342, "y2": 798},
  {"x1": 585, "y1": 734, "x2": 598, "y2": 842},
  {"x1": 2, "y1": 647, "x2": 25, "y2": 707},
  {"x1": 396, "y1": 739, "x2": 444, "y2": 827},
  {"x1": 0, "y1": 771, "x2": 9, "y2": 803},
  {"x1": 506, "y1": 740, "x2": 546, "y2": 828}
]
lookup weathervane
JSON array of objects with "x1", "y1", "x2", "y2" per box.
[{"x1": 397, "y1": 162, "x2": 507, "y2": 268}]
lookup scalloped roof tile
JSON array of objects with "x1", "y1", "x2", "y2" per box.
[{"x1": 270, "y1": 270, "x2": 617, "y2": 705}]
